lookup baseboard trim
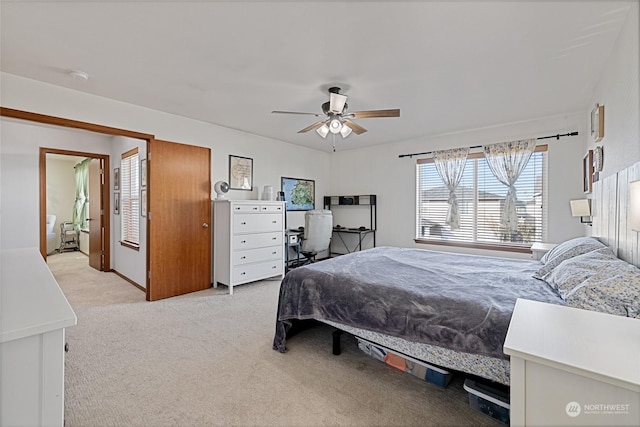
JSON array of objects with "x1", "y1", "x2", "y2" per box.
[{"x1": 112, "y1": 270, "x2": 146, "y2": 292}]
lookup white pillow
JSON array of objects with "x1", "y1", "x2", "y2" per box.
[
  {"x1": 543, "y1": 248, "x2": 640, "y2": 318},
  {"x1": 534, "y1": 237, "x2": 609, "y2": 279}
]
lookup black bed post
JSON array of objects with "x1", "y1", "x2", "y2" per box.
[{"x1": 332, "y1": 329, "x2": 343, "y2": 355}]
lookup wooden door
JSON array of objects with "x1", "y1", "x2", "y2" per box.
[
  {"x1": 88, "y1": 158, "x2": 103, "y2": 270},
  {"x1": 147, "y1": 139, "x2": 211, "y2": 301}
]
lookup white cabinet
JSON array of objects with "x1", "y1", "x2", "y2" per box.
[
  {"x1": 504, "y1": 299, "x2": 640, "y2": 426},
  {"x1": 213, "y1": 200, "x2": 285, "y2": 294},
  {"x1": 1, "y1": 248, "x2": 77, "y2": 427}
]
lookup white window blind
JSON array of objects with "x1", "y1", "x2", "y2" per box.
[
  {"x1": 121, "y1": 148, "x2": 140, "y2": 245},
  {"x1": 416, "y1": 147, "x2": 547, "y2": 248}
]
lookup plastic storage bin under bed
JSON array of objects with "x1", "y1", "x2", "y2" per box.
[
  {"x1": 356, "y1": 337, "x2": 452, "y2": 388},
  {"x1": 463, "y1": 378, "x2": 510, "y2": 424}
]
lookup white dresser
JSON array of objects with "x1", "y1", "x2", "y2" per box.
[
  {"x1": 213, "y1": 200, "x2": 285, "y2": 294},
  {"x1": 504, "y1": 299, "x2": 640, "y2": 426},
  {"x1": 1, "y1": 247, "x2": 77, "y2": 427}
]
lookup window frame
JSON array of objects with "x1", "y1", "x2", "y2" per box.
[
  {"x1": 120, "y1": 147, "x2": 140, "y2": 249},
  {"x1": 414, "y1": 145, "x2": 548, "y2": 253}
]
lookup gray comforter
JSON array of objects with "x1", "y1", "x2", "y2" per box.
[{"x1": 273, "y1": 246, "x2": 563, "y2": 359}]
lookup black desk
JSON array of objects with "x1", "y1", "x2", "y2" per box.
[{"x1": 330, "y1": 228, "x2": 375, "y2": 256}]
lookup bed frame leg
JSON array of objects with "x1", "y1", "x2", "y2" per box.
[{"x1": 332, "y1": 329, "x2": 343, "y2": 355}]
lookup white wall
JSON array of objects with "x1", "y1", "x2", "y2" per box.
[
  {"x1": 330, "y1": 112, "x2": 588, "y2": 259},
  {"x1": 587, "y1": 2, "x2": 639, "y2": 176}
]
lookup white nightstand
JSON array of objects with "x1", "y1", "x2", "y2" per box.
[
  {"x1": 530, "y1": 242, "x2": 557, "y2": 260},
  {"x1": 504, "y1": 299, "x2": 640, "y2": 426}
]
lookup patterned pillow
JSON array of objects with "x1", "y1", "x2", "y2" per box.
[
  {"x1": 534, "y1": 236, "x2": 609, "y2": 279},
  {"x1": 541, "y1": 248, "x2": 619, "y2": 297},
  {"x1": 544, "y1": 249, "x2": 640, "y2": 317}
]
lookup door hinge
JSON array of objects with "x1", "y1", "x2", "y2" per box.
[
  {"x1": 100, "y1": 168, "x2": 104, "y2": 174},
  {"x1": 148, "y1": 271, "x2": 151, "y2": 279},
  {"x1": 100, "y1": 209, "x2": 104, "y2": 215},
  {"x1": 147, "y1": 152, "x2": 151, "y2": 160},
  {"x1": 148, "y1": 212, "x2": 151, "y2": 220}
]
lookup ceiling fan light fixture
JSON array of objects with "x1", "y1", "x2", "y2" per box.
[
  {"x1": 329, "y1": 118, "x2": 342, "y2": 134},
  {"x1": 329, "y1": 92, "x2": 348, "y2": 113},
  {"x1": 316, "y1": 124, "x2": 330, "y2": 138},
  {"x1": 340, "y1": 124, "x2": 352, "y2": 138}
]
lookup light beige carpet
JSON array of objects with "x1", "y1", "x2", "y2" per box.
[{"x1": 47, "y1": 251, "x2": 501, "y2": 427}]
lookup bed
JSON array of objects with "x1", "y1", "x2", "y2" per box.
[{"x1": 273, "y1": 238, "x2": 640, "y2": 386}]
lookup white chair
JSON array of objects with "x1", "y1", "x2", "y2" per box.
[
  {"x1": 300, "y1": 209, "x2": 333, "y2": 264},
  {"x1": 46, "y1": 214, "x2": 57, "y2": 254}
]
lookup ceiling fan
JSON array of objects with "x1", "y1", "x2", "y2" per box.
[{"x1": 272, "y1": 87, "x2": 400, "y2": 139}]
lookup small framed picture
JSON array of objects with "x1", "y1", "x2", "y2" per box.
[
  {"x1": 583, "y1": 150, "x2": 594, "y2": 194},
  {"x1": 590, "y1": 104, "x2": 604, "y2": 142},
  {"x1": 114, "y1": 167, "x2": 120, "y2": 192},
  {"x1": 229, "y1": 155, "x2": 253, "y2": 190},
  {"x1": 141, "y1": 189, "x2": 147, "y2": 217},
  {"x1": 140, "y1": 158, "x2": 147, "y2": 188},
  {"x1": 114, "y1": 192, "x2": 120, "y2": 215}
]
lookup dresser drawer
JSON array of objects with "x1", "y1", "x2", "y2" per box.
[
  {"x1": 232, "y1": 204, "x2": 260, "y2": 213},
  {"x1": 233, "y1": 245, "x2": 283, "y2": 265},
  {"x1": 233, "y1": 259, "x2": 284, "y2": 284},
  {"x1": 232, "y1": 232, "x2": 282, "y2": 250},
  {"x1": 233, "y1": 213, "x2": 282, "y2": 234},
  {"x1": 260, "y1": 204, "x2": 284, "y2": 212}
]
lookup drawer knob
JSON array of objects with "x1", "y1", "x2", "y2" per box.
[
  {"x1": 240, "y1": 272, "x2": 246, "y2": 276},
  {"x1": 241, "y1": 256, "x2": 246, "y2": 259},
  {"x1": 272, "y1": 251, "x2": 277, "y2": 255},
  {"x1": 272, "y1": 221, "x2": 277, "y2": 224},
  {"x1": 241, "y1": 222, "x2": 247, "y2": 225},
  {"x1": 240, "y1": 240, "x2": 246, "y2": 244},
  {"x1": 272, "y1": 237, "x2": 277, "y2": 240}
]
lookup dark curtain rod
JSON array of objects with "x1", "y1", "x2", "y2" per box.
[{"x1": 397, "y1": 131, "x2": 579, "y2": 159}]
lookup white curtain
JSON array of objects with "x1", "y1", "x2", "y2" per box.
[
  {"x1": 433, "y1": 147, "x2": 469, "y2": 230},
  {"x1": 72, "y1": 158, "x2": 91, "y2": 231},
  {"x1": 483, "y1": 139, "x2": 536, "y2": 233}
]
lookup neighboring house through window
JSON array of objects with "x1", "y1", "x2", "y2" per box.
[
  {"x1": 121, "y1": 148, "x2": 140, "y2": 247},
  {"x1": 416, "y1": 146, "x2": 547, "y2": 250}
]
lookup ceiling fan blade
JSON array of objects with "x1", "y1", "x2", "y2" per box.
[
  {"x1": 329, "y1": 93, "x2": 348, "y2": 113},
  {"x1": 343, "y1": 119, "x2": 367, "y2": 135},
  {"x1": 297, "y1": 120, "x2": 327, "y2": 133},
  {"x1": 272, "y1": 110, "x2": 324, "y2": 117},
  {"x1": 350, "y1": 109, "x2": 400, "y2": 119}
]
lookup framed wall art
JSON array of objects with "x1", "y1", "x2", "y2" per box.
[
  {"x1": 114, "y1": 192, "x2": 120, "y2": 215},
  {"x1": 140, "y1": 158, "x2": 147, "y2": 188},
  {"x1": 229, "y1": 155, "x2": 253, "y2": 190},
  {"x1": 281, "y1": 177, "x2": 315, "y2": 211},
  {"x1": 141, "y1": 189, "x2": 147, "y2": 217},
  {"x1": 583, "y1": 149, "x2": 594, "y2": 194},
  {"x1": 114, "y1": 167, "x2": 120, "y2": 192},
  {"x1": 590, "y1": 103, "x2": 604, "y2": 142}
]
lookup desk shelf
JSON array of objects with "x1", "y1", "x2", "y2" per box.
[{"x1": 323, "y1": 195, "x2": 376, "y2": 256}]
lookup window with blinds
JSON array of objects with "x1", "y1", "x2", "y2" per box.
[
  {"x1": 416, "y1": 146, "x2": 547, "y2": 249},
  {"x1": 121, "y1": 148, "x2": 140, "y2": 246}
]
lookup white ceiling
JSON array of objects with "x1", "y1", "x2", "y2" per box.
[{"x1": 0, "y1": 1, "x2": 633, "y2": 152}]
